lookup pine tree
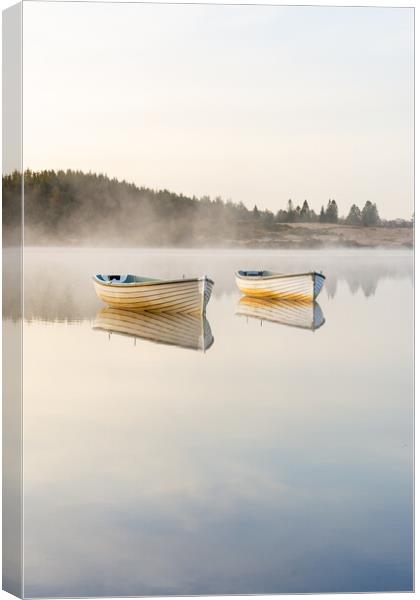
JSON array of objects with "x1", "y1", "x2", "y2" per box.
[
  {"x1": 276, "y1": 209, "x2": 288, "y2": 223},
  {"x1": 346, "y1": 204, "x2": 362, "y2": 226},
  {"x1": 300, "y1": 199, "x2": 310, "y2": 222},
  {"x1": 286, "y1": 199, "x2": 296, "y2": 222},
  {"x1": 361, "y1": 201, "x2": 380, "y2": 226},
  {"x1": 325, "y1": 199, "x2": 338, "y2": 223}
]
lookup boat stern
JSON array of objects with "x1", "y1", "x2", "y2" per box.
[
  {"x1": 313, "y1": 272, "x2": 326, "y2": 299},
  {"x1": 202, "y1": 276, "x2": 214, "y2": 312}
]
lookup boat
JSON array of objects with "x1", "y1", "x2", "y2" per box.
[
  {"x1": 93, "y1": 308, "x2": 214, "y2": 352},
  {"x1": 236, "y1": 297, "x2": 325, "y2": 331},
  {"x1": 235, "y1": 270, "x2": 325, "y2": 301},
  {"x1": 93, "y1": 274, "x2": 214, "y2": 313}
]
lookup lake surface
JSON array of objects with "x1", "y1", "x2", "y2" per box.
[{"x1": 12, "y1": 248, "x2": 414, "y2": 596}]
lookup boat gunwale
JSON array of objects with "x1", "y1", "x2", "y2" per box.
[
  {"x1": 235, "y1": 270, "x2": 326, "y2": 281},
  {"x1": 93, "y1": 275, "x2": 215, "y2": 288}
]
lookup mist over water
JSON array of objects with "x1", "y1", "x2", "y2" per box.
[
  {"x1": 3, "y1": 247, "x2": 413, "y2": 322},
  {"x1": 15, "y1": 247, "x2": 413, "y2": 596}
]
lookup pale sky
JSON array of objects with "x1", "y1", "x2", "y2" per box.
[{"x1": 23, "y1": 2, "x2": 414, "y2": 219}]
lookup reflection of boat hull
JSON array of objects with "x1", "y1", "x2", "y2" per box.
[
  {"x1": 93, "y1": 275, "x2": 214, "y2": 314},
  {"x1": 235, "y1": 270, "x2": 325, "y2": 301},
  {"x1": 236, "y1": 297, "x2": 325, "y2": 330},
  {"x1": 93, "y1": 308, "x2": 214, "y2": 351}
]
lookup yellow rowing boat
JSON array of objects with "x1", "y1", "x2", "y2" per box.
[
  {"x1": 235, "y1": 270, "x2": 325, "y2": 301},
  {"x1": 93, "y1": 274, "x2": 214, "y2": 314}
]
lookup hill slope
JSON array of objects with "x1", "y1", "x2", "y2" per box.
[{"x1": 2, "y1": 170, "x2": 413, "y2": 248}]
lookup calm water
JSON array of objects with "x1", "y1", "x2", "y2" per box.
[{"x1": 12, "y1": 248, "x2": 414, "y2": 596}]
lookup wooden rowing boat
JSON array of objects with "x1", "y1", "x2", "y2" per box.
[
  {"x1": 236, "y1": 297, "x2": 325, "y2": 331},
  {"x1": 235, "y1": 270, "x2": 325, "y2": 301},
  {"x1": 93, "y1": 307, "x2": 214, "y2": 352},
  {"x1": 93, "y1": 274, "x2": 214, "y2": 313}
]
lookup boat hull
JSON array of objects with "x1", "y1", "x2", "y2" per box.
[
  {"x1": 93, "y1": 277, "x2": 214, "y2": 314},
  {"x1": 93, "y1": 308, "x2": 214, "y2": 351},
  {"x1": 236, "y1": 297, "x2": 325, "y2": 330},
  {"x1": 235, "y1": 272, "x2": 325, "y2": 301}
]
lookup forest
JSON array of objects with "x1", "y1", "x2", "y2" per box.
[{"x1": 2, "y1": 170, "x2": 413, "y2": 247}]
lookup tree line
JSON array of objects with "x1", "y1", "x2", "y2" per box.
[
  {"x1": 2, "y1": 170, "x2": 411, "y2": 246},
  {"x1": 273, "y1": 198, "x2": 381, "y2": 226}
]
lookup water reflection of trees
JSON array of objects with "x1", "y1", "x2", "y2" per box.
[
  {"x1": 324, "y1": 267, "x2": 412, "y2": 299},
  {"x1": 325, "y1": 273, "x2": 381, "y2": 299},
  {"x1": 3, "y1": 249, "x2": 413, "y2": 322}
]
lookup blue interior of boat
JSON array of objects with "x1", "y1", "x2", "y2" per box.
[
  {"x1": 238, "y1": 270, "x2": 266, "y2": 277},
  {"x1": 95, "y1": 274, "x2": 158, "y2": 284}
]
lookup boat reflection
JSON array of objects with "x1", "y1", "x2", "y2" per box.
[
  {"x1": 236, "y1": 297, "x2": 325, "y2": 331},
  {"x1": 93, "y1": 307, "x2": 214, "y2": 352}
]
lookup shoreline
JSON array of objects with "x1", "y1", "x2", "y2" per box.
[{"x1": 4, "y1": 224, "x2": 413, "y2": 250}]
